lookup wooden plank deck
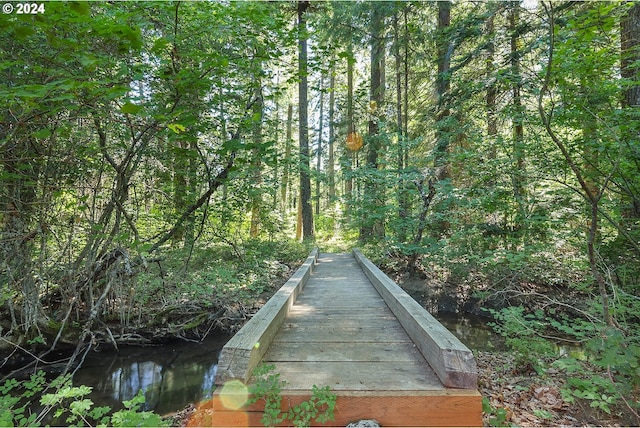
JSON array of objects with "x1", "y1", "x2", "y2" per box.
[
  {"x1": 264, "y1": 253, "x2": 445, "y2": 393},
  {"x1": 194, "y1": 250, "x2": 482, "y2": 427}
]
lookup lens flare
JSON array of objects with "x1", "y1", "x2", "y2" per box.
[{"x1": 219, "y1": 379, "x2": 249, "y2": 411}]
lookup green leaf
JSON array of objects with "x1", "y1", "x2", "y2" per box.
[
  {"x1": 70, "y1": 399, "x2": 93, "y2": 415},
  {"x1": 40, "y1": 393, "x2": 61, "y2": 406},
  {"x1": 222, "y1": 138, "x2": 243, "y2": 151},
  {"x1": 69, "y1": 1, "x2": 90, "y2": 15},
  {"x1": 121, "y1": 390, "x2": 146, "y2": 410},
  {"x1": 120, "y1": 102, "x2": 143, "y2": 115},
  {"x1": 152, "y1": 37, "x2": 170, "y2": 53},
  {"x1": 13, "y1": 26, "x2": 35, "y2": 39},
  {"x1": 33, "y1": 129, "x2": 51, "y2": 140},
  {"x1": 79, "y1": 55, "x2": 99, "y2": 71},
  {"x1": 0, "y1": 409, "x2": 14, "y2": 427},
  {"x1": 88, "y1": 406, "x2": 111, "y2": 420},
  {"x1": 167, "y1": 123, "x2": 186, "y2": 134}
]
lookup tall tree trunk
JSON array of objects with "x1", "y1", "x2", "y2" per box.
[
  {"x1": 298, "y1": 0, "x2": 314, "y2": 240},
  {"x1": 316, "y1": 75, "x2": 324, "y2": 216},
  {"x1": 360, "y1": 3, "x2": 385, "y2": 241},
  {"x1": 430, "y1": 0, "x2": 452, "y2": 237},
  {"x1": 486, "y1": 7, "x2": 498, "y2": 160},
  {"x1": 403, "y1": 7, "x2": 410, "y2": 141},
  {"x1": 622, "y1": 2, "x2": 640, "y2": 109},
  {"x1": 434, "y1": 0, "x2": 452, "y2": 179},
  {"x1": 344, "y1": 44, "x2": 355, "y2": 212},
  {"x1": 395, "y1": 9, "x2": 408, "y2": 242},
  {"x1": 510, "y1": 1, "x2": 527, "y2": 243},
  {"x1": 249, "y1": 87, "x2": 264, "y2": 238},
  {"x1": 328, "y1": 72, "x2": 336, "y2": 204},
  {"x1": 283, "y1": 104, "x2": 293, "y2": 212},
  {"x1": 272, "y1": 97, "x2": 280, "y2": 211},
  {"x1": 620, "y1": 2, "x2": 640, "y2": 230}
]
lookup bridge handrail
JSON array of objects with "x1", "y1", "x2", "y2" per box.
[
  {"x1": 353, "y1": 249, "x2": 478, "y2": 389},
  {"x1": 214, "y1": 248, "x2": 319, "y2": 385}
]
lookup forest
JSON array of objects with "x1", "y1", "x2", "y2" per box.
[{"x1": 1, "y1": 0, "x2": 639, "y2": 426}]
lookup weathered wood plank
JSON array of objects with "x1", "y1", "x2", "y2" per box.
[
  {"x1": 285, "y1": 308, "x2": 396, "y2": 319},
  {"x1": 262, "y1": 361, "x2": 444, "y2": 391},
  {"x1": 265, "y1": 341, "x2": 424, "y2": 362},
  {"x1": 293, "y1": 296, "x2": 385, "y2": 308},
  {"x1": 353, "y1": 249, "x2": 478, "y2": 389},
  {"x1": 279, "y1": 316, "x2": 400, "y2": 330},
  {"x1": 272, "y1": 324, "x2": 410, "y2": 343},
  {"x1": 214, "y1": 248, "x2": 318, "y2": 385}
]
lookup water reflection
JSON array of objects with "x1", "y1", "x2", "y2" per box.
[
  {"x1": 436, "y1": 312, "x2": 504, "y2": 351},
  {"x1": 110, "y1": 361, "x2": 162, "y2": 408},
  {"x1": 72, "y1": 335, "x2": 229, "y2": 415},
  {"x1": 202, "y1": 363, "x2": 218, "y2": 395},
  {"x1": 403, "y1": 287, "x2": 504, "y2": 351}
]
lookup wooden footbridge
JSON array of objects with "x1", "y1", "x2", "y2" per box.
[{"x1": 190, "y1": 249, "x2": 482, "y2": 427}]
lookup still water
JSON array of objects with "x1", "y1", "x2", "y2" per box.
[
  {"x1": 437, "y1": 312, "x2": 504, "y2": 351},
  {"x1": 72, "y1": 334, "x2": 230, "y2": 415},
  {"x1": 71, "y1": 313, "x2": 498, "y2": 416}
]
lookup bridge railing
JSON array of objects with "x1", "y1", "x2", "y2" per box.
[
  {"x1": 214, "y1": 248, "x2": 319, "y2": 385},
  {"x1": 353, "y1": 249, "x2": 478, "y2": 389}
]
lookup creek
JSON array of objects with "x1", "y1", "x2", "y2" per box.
[
  {"x1": 437, "y1": 312, "x2": 503, "y2": 351},
  {"x1": 71, "y1": 334, "x2": 230, "y2": 416},
  {"x1": 71, "y1": 313, "x2": 499, "y2": 416}
]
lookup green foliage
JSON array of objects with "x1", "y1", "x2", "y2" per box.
[
  {"x1": 248, "y1": 364, "x2": 285, "y2": 426},
  {"x1": 0, "y1": 371, "x2": 45, "y2": 427},
  {"x1": 26, "y1": 336, "x2": 45, "y2": 346},
  {"x1": 110, "y1": 391, "x2": 165, "y2": 427},
  {"x1": 0, "y1": 371, "x2": 166, "y2": 427},
  {"x1": 286, "y1": 385, "x2": 336, "y2": 427},
  {"x1": 491, "y1": 304, "x2": 640, "y2": 421},
  {"x1": 482, "y1": 396, "x2": 511, "y2": 427},
  {"x1": 532, "y1": 408, "x2": 554, "y2": 421},
  {"x1": 314, "y1": 214, "x2": 337, "y2": 240},
  {"x1": 554, "y1": 327, "x2": 640, "y2": 417},
  {"x1": 560, "y1": 373, "x2": 618, "y2": 414},
  {"x1": 248, "y1": 364, "x2": 336, "y2": 427},
  {"x1": 137, "y1": 239, "x2": 309, "y2": 309},
  {"x1": 489, "y1": 307, "x2": 556, "y2": 374}
]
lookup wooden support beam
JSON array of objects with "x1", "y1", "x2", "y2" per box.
[
  {"x1": 353, "y1": 249, "x2": 478, "y2": 389},
  {"x1": 191, "y1": 389, "x2": 482, "y2": 427},
  {"x1": 214, "y1": 248, "x2": 318, "y2": 385}
]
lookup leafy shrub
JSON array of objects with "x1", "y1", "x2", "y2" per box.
[
  {"x1": 491, "y1": 305, "x2": 640, "y2": 423},
  {"x1": 489, "y1": 307, "x2": 556, "y2": 374},
  {"x1": 482, "y1": 396, "x2": 511, "y2": 427},
  {"x1": 555, "y1": 327, "x2": 640, "y2": 420},
  {"x1": 0, "y1": 371, "x2": 166, "y2": 427},
  {"x1": 248, "y1": 364, "x2": 336, "y2": 427}
]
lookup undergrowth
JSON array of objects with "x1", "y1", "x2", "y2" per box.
[
  {"x1": 248, "y1": 364, "x2": 336, "y2": 427},
  {"x1": 490, "y1": 306, "x2": 640, "y2": 425},
  {"x1": 0, "y1": 371, "x2": 165, "y2": 427}
]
